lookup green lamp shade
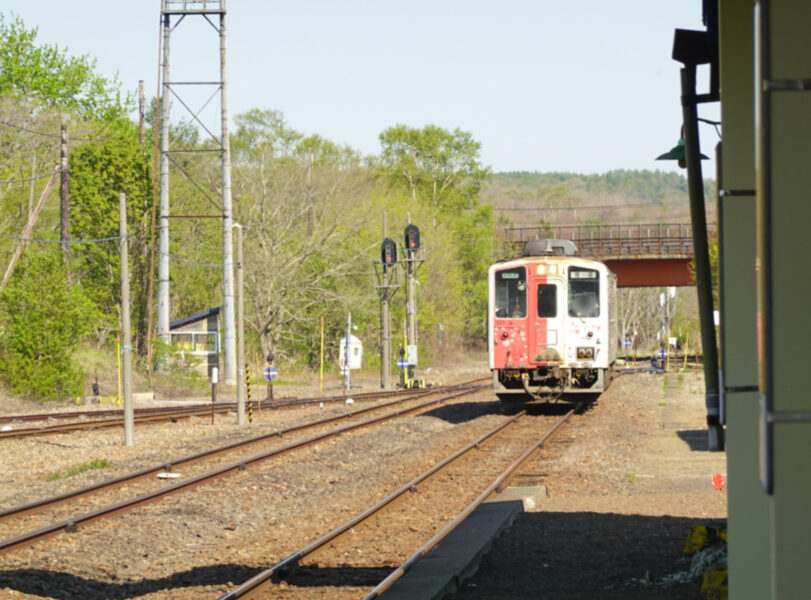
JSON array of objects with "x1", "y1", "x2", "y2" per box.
[{"x1": 656, "y1": 138, "x2": 709, "y2": 161}]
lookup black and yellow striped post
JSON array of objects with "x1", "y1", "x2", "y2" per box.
[{"x1": 245, "y1": 364, "x2": 253, "y2": 423}]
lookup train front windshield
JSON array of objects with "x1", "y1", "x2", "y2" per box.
[
  {"x1": 568, "y1": 266, "x2": 600, "y2": 318},
  {"x1": 494, "y1": 266, "x2": 526, "y2": 318}
]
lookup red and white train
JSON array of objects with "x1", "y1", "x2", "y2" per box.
[{"x1": 488, "y1": 239, "x2": 617, "y2": 400}]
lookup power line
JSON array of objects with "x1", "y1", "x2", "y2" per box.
[
  {"x1": 0, "y1": 118, "x2": 115, "y2": 142},
  {"x1": 128, "y1": 236, "x2": 220, "y2": 268},
  {"x1": 0, "y1": 233, "x2": 219, "y2": 267},
  {"x1": 0, "y1": 118, "x2": 63, "y2": 139},
  {"x1": 0, "y1": 166, "x2": 67, "y2": 185},
  {"x1": 0, "y1": 232, "x2": 121, "y2": 245}
]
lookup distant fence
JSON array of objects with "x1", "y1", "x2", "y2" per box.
[{"x1": 502, "y1": 223, "x2": 718, "y2": 259}]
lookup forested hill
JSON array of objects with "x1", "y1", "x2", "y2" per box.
[{"x1": 481, "y1": 170, "x2": 716, "y2": 227}]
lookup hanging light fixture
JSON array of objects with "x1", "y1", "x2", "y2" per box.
[{"x1": 656, "y1": 137, "x2": 708, "y2": 169}]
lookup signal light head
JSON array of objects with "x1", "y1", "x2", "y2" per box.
[
  {"x1": 404, "y1": 224, "x2": 420, "y2": 251},
  {"x1": 381, "y1": 238, "x2": 397, "y2": 265}
]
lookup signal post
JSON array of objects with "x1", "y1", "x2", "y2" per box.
[
  {"x1": 375, "y1": 236, "x2": 400, "y2": 389},
  {"x1": 403, "y1": 224, "x2": 424, "y2": 387}
]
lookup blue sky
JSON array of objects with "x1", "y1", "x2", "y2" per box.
[{"x1": 5, "y1": 1, "x2": 720, "y2": 175}]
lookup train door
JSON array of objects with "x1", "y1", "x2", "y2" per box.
[
  {"x1": 529, "y1": 270, "x2": 565, "y2": 365},
  {"x1": 567, "y1": 265, "x2": 604, "y2": 367},
  {"x1": 491, "y1": 265, "x2": 529, "y2": 368}
]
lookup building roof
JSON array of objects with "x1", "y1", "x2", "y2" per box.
[{"x1": 169, "y1": 306, "x2": 223, "y2": 330}]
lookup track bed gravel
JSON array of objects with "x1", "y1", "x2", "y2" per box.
[{"x1": 0, "y1": 366, "x2": 727, "y2": 599}]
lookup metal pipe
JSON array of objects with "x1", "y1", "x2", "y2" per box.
[
  {"x1": 157, "y1": 11, "x2": 171, "y2": 362},
  {"x1": 220, "y1": 9, "x2": 236, "y2": 385},
  {"x1": 681, "y1": 64, "x2": 723, "y2": 451}
]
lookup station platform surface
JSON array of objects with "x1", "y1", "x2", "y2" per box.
[{"x1": 382, "y1": 487, "x2": 545, "y2": 600}]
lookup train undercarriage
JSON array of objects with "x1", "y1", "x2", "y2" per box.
[{"x1": 493, "y1": 366, "x2": 610, "y2": 401}]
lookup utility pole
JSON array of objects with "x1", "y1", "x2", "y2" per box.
[
  {"x1": 306, "y1": 146, "x2": 313, "y2": 236},
  {"x1": 235, "y1": 223, "x2": 246, "y2": 425},
  {"x1": 120, "y1": 193, "x2": 134, "y2": 446},
  {"x1": 138, "y1": 80, "x2": 145, "y2": 146},
  {"x1": 60, "y1": 124, "x2": 69, "y2": 263},
  {"x1": 27, "y1": 154, "x2": 36, "y2": 219},
  {"x1": 220, "y1": 6, "x2": 236, "y2": 385}
]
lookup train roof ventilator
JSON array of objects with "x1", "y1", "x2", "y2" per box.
[{"x1": 523, "y1": 238, "x2": 579, "y2": 257}]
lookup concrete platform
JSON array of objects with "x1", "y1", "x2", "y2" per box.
[{"x1": 382, "y1": 486, "x2": 546, "y2": 600}]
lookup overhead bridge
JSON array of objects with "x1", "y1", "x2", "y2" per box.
[{"x1": 503, "y1": 223, "x2": 717, "y2": 287}]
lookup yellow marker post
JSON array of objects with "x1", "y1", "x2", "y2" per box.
[
  {"x1": 320, "y1": 316, "x2": 325, "y2": 394},
  {"x1": 116, "y1": 335, "x2": 122, "y2": 405},
  {"x1": 246, "y1": 364, "x2": 253, "y2": 423},
  {"x1": 683, "y1": 333, "x2": 689, "y2": 371}
]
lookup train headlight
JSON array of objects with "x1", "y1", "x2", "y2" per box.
[{"x1": 576, "y1": 347, "x2": 595, "y2": 360}]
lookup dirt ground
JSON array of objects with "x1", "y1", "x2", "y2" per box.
[{"x1": 0, "y1": 362, "x2": 728, "y2": 599}]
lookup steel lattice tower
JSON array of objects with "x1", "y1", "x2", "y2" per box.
[{"x1": 158, "y1": 0, "x2": 236, "y2": 385}]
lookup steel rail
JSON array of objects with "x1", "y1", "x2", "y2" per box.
[
  {"x1": 0, "y1": 383, "x2": 459, "y2": 438},
  {"x1": 363, "y1": 403, "x2": 580, "y2": 599},
  {"x1": 0, "y1": 406, "x2": 235, "y2": 439},
  {"x1": 0, "y1": 383, "x2": 447, "y2": 423},
  {"x1": 0, "y1": 384, "x2": 478, "y2": 524},
  {"x1": 216, "y1": 408, "x2": 530, "y2": 600},
  {"x1": 0, "y1": 384, "x2": 487, "y2": 554},
  {"x1": 0, "y1": 404, "x2": 226, "y2": 424}
]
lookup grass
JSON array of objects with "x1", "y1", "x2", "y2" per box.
[
  {"x1": 45, "y1": 458, "x2": 112, "y2": 481},
  {"x1": 628, "y1": 472, "x2": 638, "y2": 484}
]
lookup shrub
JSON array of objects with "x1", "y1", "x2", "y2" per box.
[{"x1": 0, "y1": 252, "x2": 99, "y2": 401}]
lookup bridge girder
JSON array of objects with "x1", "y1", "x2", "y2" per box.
[{"x1": 603, "y1": 257, "x2": 693, "y2": 287}]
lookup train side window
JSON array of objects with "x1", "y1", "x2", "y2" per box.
[
  {"x1": 537, "y1": 283, "x2": 557, "y2": 318},
  {"x1": 494, "y1": 266, "x2": 526, "y2": 318},
  {"x1": 568, "y1": 267, "x2": 600, "y2": 318}
]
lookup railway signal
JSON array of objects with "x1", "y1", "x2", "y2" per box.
[
  {"x1": 404, "y1": 224, "x2": 420, "y2": 251},
  {"x1": 381, "y1": 237, "x2": 397, "y2": 267}
]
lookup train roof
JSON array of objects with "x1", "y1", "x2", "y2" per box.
[{"x1": 488, "y1": 254, "x2": 612, "y2": 273}]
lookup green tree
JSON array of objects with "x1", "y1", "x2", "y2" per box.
[
  {"x1": 231, "y1": 109, "x2": 378, "y2": 362},
  {"x1": 0, "y1": 13, "x2": 125, "y2": 120},
  {"x1": 69, "y1": 120, "x2": 152, "y2": 345},
  {"x1": 378, "y1": 124, "x2": 494, "y2": 342},
  {"x1": 379, "y1": 124, "x2": 490, "y2": 210},
  {"x1": 0, "y1": 251, "x2": 98, "y2": 400}
]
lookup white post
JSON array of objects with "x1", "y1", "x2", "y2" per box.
[{"x1": 120, "y1": 193, "x2": 134, "y2": 446}]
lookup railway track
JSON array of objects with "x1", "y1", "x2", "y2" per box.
[
  {"x1": 0, "y1": 380, "x2": 487, "y2": 556},
  {"x1": 217, "y1": 402, "x2": 581, "y2": 599},
  {"x1": 0, "y1": 385, "x2": 442, "y2": 440}
]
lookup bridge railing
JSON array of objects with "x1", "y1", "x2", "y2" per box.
[{"x1": 503, "y1": 223, "x2": 717, "y2": 259}]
